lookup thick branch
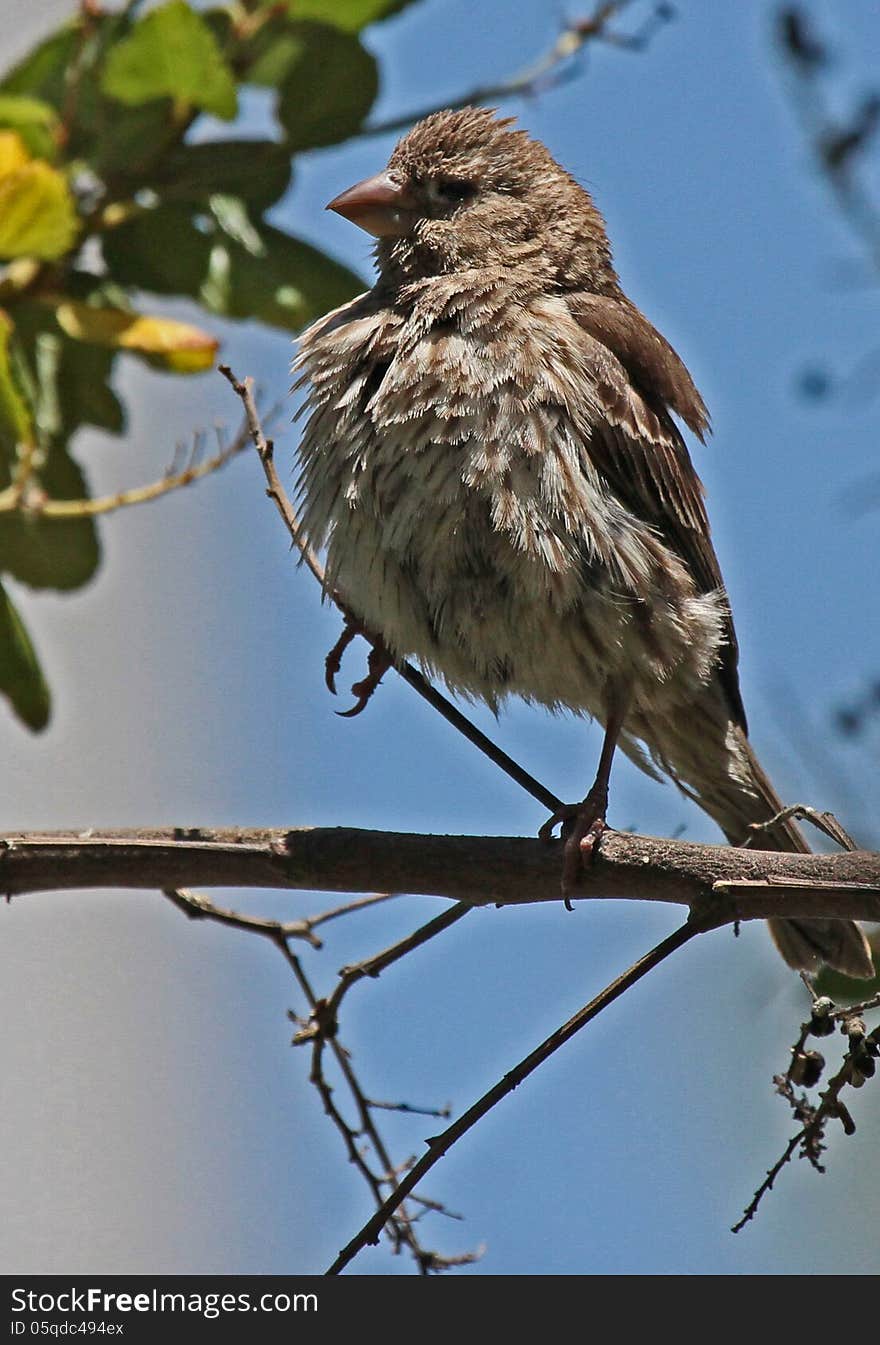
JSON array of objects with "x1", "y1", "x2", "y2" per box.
[{"x1": 3, "y1": 828, "x2": 880, "y2": 926}]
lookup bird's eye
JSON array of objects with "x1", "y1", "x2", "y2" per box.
[{"x1": 427, "y1": 177, "x2": 475, "y2": 208}]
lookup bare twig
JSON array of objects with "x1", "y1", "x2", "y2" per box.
[
  {"x1": 778, "y1": 7, "x2": 880, "y2": 274},
  {"x1": 741, "y1": 803, "x2": 859, "y2": 852},
  {"x1": 218, "y1": 366, "x2": 325, "y2": 588},
  {"x1": 326, "y1": 916, "x2": 705, "y2": 1274},
  {"x1": 164, "y1": 886, "x2": 324, "y2": 949},
  {"x1": 358, "y1": 3, "x2": 674, "y2": 140},
  {"x1": 293, "y1": 903, "x2": 472, "y2": 1046},
  {"x1": 367, "y1": 1099, "x2": 453, "y2": 1120},
  {"x1": 302, "y1": 890, "x2": 401, "y2": 935},
  {"x1": 162, "y1": 885, "x2": 399, "y2": 950},
  {"x1": 830, "y1": 988, "x2": 880, "y2": 1019},
  {"x1": 219, "y1": 363, "x2": 562, "y2": 814},
  {"x1": 777, "y1": 6, "x2": 880, "y2": 417},
  {"x1": 733, "y1": 1017, "x2": 879, "y2": 1233},
  {"x1": 161, "y1": 883, "x2": 461, "y2": 1268},
  {"x1": 293, "y1": 956, "x2": 457, "y2": 1270},
  {"x1": 0, "y1": 411, "x2": 275, "y2": 519}
]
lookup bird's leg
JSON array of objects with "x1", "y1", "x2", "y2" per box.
[{"x1": 538, "y1": 691, "x2": 630, "y2": 895}]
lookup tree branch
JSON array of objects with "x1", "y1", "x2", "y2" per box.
[
  {"x1": 0, "y1": 412, "x2": 277, "y2": 519},
  {"x1": 358, "y1": 2, "x2": 675, "y2": 140},
  {"x1": 219, "y1": 363, "x2": 563, "y2": 814},
  {"x1": 326, "y1": 915, "x2": 703, "y2": 1275},
  {"x1": 3, "y1": 827, "x2": 880, "y2": 925}
]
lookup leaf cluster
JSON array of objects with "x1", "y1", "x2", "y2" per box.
[{"x1": 0, "y1": 0, "x2": 406, "y2": 729}]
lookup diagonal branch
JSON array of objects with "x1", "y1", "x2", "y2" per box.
[
  {"x1": 161, "y1": 883, "x2": 475, "y2": 1270},
  {"x1": 358, "y1": 2, "x2": 675, "y2": 140},
  {"x1": 326, "y1": 915, "x2": 704, "y2": 1274},
  {"x1": 219, "y1": 364, "x2": 562, "y2": 813}
]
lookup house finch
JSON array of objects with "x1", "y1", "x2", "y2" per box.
[{"x1": 295, "y1": 107, "x2": 873, "y2": 979}]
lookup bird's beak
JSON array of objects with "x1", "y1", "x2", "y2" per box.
[{"x1": 325, "y1": 171, "x2": 416, "y2": 238}]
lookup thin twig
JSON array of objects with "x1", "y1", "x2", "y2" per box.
[
  {"x1": 779, "y1": 13, "x2": 880, "y2": 275},
  {"x1": 831, "y1": 989, "x2": 880, "y2": 1019},
  {"x1": 293, "y1": 903, "x2": 472, "y2": 1045},
  {"x1": 367, "y1": 1099, "x2": 453, "y2": 1120},
  {"x1": 163, "y1": 886, "x2": 324, "y2": 948},
  {"x1": 358, "y1": 3, "x2": 673, "y2": 140},
  {"x1": 326, "y1": 916, "x2": 705, "y2": 1274},
  {"x1": 733, "y1": 1021, "x2": 880, "y2": 1233},
  {"x1": 741, "y1": 804, "x2": 858, "y2": 852},
  {"x1": 162, "y1": 885, "x2": 399, "y2": 950},
  {"x1": 0, "y1": 410, "x2": 277, "y2": 519},
  {"x1": 304, "y1": 890, "x2": 401, "y2": 934},
  {"x1": 161, "y1": 883, "x2": 455, "y2": 1267},
  {"x1": 219, "y1": 363, "x2": 562, "y2": 814},
  {"x1": 293, "y1": 957, "x2": 444, "y2": 1269},
  {"x1": 731, "y1": 1131, "x2": 805, "y2": 1233}
]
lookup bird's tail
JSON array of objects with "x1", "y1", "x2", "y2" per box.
[{"x1": 640, "y1": 696, "x2": 875, "y2": 979}]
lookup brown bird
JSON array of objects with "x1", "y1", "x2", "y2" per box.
[{"x1": 295, "y1": 106, "x2": 873, "y2": 979}]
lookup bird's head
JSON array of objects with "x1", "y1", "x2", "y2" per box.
[{"x1": 327, "y1": 107, "x2": 617, "y2": 291}]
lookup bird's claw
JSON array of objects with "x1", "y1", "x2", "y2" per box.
[
  {"x1": 324, "y1": 617, "x2": 392, "y2": 715},
  {"x1": 538, "y1": 802, "x2": 581, "y2": 843},
  {"x1": 335, "y1": 642, "x2": 393, "y2": 718},
  {"x1": 539, "y1": 788, "x2": 609, "y2": 901}
]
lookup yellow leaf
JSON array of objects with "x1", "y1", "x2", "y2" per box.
[
  {"x1": 0, "y1": 310, "x2": 34, "y2": 443},
  {"x1": 55, "y1": 303, "x2": 218, "y2": 373},
  {"x1": 0, "y1": 129, "x2": 30, "y2": 177},
  {"x1": 0, "y1": 160, "x2": 79, "y2": 261}
]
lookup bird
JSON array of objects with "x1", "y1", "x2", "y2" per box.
[{"x1": 293, "y1": 106, "x2": 874, "y2": 980}]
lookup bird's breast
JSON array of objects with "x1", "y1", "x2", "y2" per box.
[{"x1": 295, "y1": 298, "x2": 724, "y2": 710}]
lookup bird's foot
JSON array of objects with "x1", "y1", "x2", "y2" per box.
[
  {"x1": 337, "y1": 641, "x2": 393, "y2": 718},
  {"x1": 324, "y1": 617, "x2": 393, "y2": 717},
  {"x1": 538, "y1": 784, "x2": 609, "y2": 900}
]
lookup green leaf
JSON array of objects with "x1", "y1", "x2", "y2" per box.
[
  {"x1": 101, "y1": 204, "x2": 213, "y2": 297},
  {"x1": 0, "y1": 27, "x2": 80, "y2": 109},
  {"x1": 275, "y1": 0, "x2": 416, "y2": 32},
  {"x1": 0, "y1": 95, "x2": 59, "y2": 161},
  {"x1": 276, "y1": 23, "x2": 378, "y2": 150},
  {"x1": 85, "y1": 99, "x2": 178, "y2": 179},
  {"x1": 0, "y1": 579, "x2": 50, "y2": 730},
  {"x1": 101, "y1": 0, "x2": 237, "y2": 121},
  {"x1": 102, "y1": 202, "x2": 363, "y2": 331},
  {"x1": 10, "y1": 300, "x2": 123, "y2": 446},
  {"x1": 0, "y1": 446, "x2": 100, "y2": 592},
  {"x1": 0, "y1": 13, "x2": 142, "y2": 166},
  {"x1": 57, "y1": 340, "x2": 124, "y2": 438},
  {"x1": 209, "y1": 194, "x2": 264, "y2": 254},
  {"x1": 244, "y1": 30, "x2": 304, "y2": 90},
  {"x1": 202, "y1": 223, "x2": 363, "y2": 330},
  {"x1": 141, "y1": 139, "x2": 292, "y2": 211},
  {"x1": 0, "y1": 159, "x2": 79, "y2": 261}
]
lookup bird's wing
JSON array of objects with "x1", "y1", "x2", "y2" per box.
[{"x1": 566, "y1": 291, "x2": 746, "y2": 729}]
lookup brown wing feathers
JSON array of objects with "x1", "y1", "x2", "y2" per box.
[{"x1": 570, "y1": 293, "x2": 747, "y2": 730}]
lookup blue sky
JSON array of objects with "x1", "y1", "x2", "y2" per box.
[{"x1": 1, "y1": 0, "x2": 878, "y2": 1275}]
